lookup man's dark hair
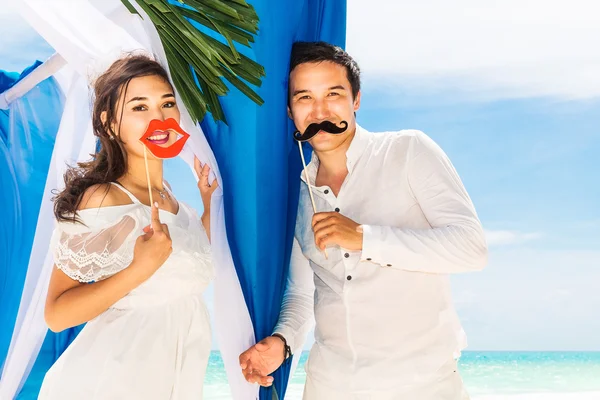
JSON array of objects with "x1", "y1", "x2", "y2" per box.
[{"x1": 290, "y1": 41, "x2": 361, "y2": 99}]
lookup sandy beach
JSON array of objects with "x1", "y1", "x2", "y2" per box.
[
  {"x1": 473, "y1": 393, "x2": 600, "y2": 400},
  {"x1": 275, "y1": 389, "x2": 600, "y2": 400}
]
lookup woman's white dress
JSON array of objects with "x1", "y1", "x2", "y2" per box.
[{"x1": 38, "y1": 183, "x2": 214, "y2": 399}]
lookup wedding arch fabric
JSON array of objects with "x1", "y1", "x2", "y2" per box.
[
  {"x1": 0, "y1": 60, "x2": 65, "y2": 378},
  {"x1": 0, "y1": 0, "x2": 347, "y2": 398},
  {"x1": 195, "y1": 0, "x2": 346, "y2": 397},
  {"x1": 0, "y1": 1, "x2": 255, "y2": 399}
]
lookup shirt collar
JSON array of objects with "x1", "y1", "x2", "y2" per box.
[
  {"x1": 300, "y1": 123, "x2": 370, "y2": 185},
  {"x1": 345, "y1": 123, "x2": 369, "y2": 173}
]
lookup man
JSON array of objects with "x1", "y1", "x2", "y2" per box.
[{"x1": 239, "y1": 41, "x2": 487, "y2": 399}]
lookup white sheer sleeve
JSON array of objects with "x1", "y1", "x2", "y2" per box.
[
  {"x1": 186, "y1": 204, "x2": 211, "y2": 254},
  {"x1": 52, "y1": 214, "x2": 139, "y2": 283}
]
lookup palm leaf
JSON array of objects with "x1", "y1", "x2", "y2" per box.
[
  {"x1": 178, "y1": 8, "x2": 255, "y2": 46},
  {"x1": 123, "y1": 0, "x2": 265, "y2": 124}
]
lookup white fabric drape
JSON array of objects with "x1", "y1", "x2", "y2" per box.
[
  {"x1": 0, "y1": 1, "x2": 256, "y2": 399},
  {"x1": 0, "y1": 53, "x2": 66, "y2": 110}
]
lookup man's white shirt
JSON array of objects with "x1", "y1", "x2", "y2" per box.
[{"x1": 274, "y1": 125, "x2": 487, "y2": 393}]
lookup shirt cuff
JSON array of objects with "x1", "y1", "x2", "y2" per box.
[
  {"x1": 360, "y1": 224, "x2": 392, "y2": 267},
  {"x1": 272, "y1": 325, "x2": 297, "y2": 355}
]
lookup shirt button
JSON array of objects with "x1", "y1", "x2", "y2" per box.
[
  {"x1": 344, "y1": 253, "x2": 349, "y2": 258},
  {"x1": 347, "y1": 275, "x2": 352, "y2": 281},
  {"x1": 366, "y1": 258, "x2": 372, "y2": 261},
  {"x1": 387, "y1": 264, "x2": 392, "y2": 267},
  {"x1": 335, "y1": 207, "x2": 340, "y2": 212},
  {"x1": 324, "y1": 189, "x2": 330, "y2": 194}
]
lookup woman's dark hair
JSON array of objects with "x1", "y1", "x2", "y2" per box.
[
  {"x1": 289, "y1": 41, "x2": 361, "y2": 99},
  {"x1": 53, "y1": 54, "x2": 172, "y2": 223}
]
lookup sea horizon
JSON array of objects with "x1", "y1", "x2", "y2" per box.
[{"x1": 204, "y1": 350, "x2": 600, "y2": 399}]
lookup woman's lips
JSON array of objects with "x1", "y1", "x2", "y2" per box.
[
  {"x1": 139, "y1": 118, "x2": 190, "y2": 159},
  {"x1": 146, "y1": 130, "x2": 170, "y2": 145}
]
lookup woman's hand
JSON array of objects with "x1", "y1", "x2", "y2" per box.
[
  {"x1": 194, "y1": 156, "x2": 219, "y2": 212},
  {"x1": 132, "y1": 203, "x2": 173, "y2": 281},
  {"x1": 194, "y1": 156, "x2": 218, "y2": 241}
]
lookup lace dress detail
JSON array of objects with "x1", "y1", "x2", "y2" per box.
[
  {"x1": 52, "y1": 215, "x2": 138, "y2": 282},
  {"x1": 39, "y1": 186, "x2": 213, "y2": 400}
]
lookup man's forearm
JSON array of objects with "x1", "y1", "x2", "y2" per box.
[
  {"x1": 273, "y1": 287, "x2": 314, "y2": 354},
  {"x1": 361, "y1": 223, "x2": 487, "y2": 274},
  {"x1": 273, "y1": 238, "x2": 316, "y2": 353}
]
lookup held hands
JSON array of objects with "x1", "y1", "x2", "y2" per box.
[
  {"x1": 312, "y1": 212, "x2": 363, "y2": 251},
  {"x1": 239, "y1": 336, "x2": 286, "y2": 387},
  {"x1": 133, "y1": 203, "x2": 173, "y2": 281},
  {"x1": 194, "y1": 156, "x2": 219, "y2": 213}
]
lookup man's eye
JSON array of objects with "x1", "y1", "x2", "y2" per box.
[{"x1": 328, "y1": 92, "x2": 340, "y2": 97}]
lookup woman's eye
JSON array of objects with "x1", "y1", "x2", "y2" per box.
[
  {"x1": 132, "y1": 105, "x2": 147, "y2": 111},
  {"x1": 163, "y1": 101, "x2": 176, "y2": 108}
]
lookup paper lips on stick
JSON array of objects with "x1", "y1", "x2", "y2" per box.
[
  {"x1": 138, "y1": 118, "x2": 190, "y2": 205},
  {"x1": 140, "y1": 118, "x2": 190, "y2": 159}
]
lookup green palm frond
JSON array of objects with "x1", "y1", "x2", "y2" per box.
[{"x1": 122, "y1": 0, "x2": 265, "y2": 124}]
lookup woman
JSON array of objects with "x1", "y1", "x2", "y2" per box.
[{"x1": 38, "y1": 54, "x2": 217, "y2": 399}]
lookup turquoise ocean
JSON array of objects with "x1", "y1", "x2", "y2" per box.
[{"x1": 203, "y1": 351, "x2": 600, "y2": 399}]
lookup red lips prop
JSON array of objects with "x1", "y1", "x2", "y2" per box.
[{"x1": 139, "y1": 118, "x2": 190, "y2": 159}]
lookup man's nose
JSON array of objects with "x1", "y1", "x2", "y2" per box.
[{"x1": 311, "y1": 99, "x2": 331, "y2": 120}]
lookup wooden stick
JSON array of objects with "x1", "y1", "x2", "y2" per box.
[
  {"x1": 298, "y1": 142, "x2": 328, "y2": 259},
  {"x1": 143, "y1": 146, "x2": 154, "y2": 205}
]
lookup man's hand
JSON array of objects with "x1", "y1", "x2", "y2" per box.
[
  {"x1": 312, "y1": 212, "x2": 363, "y2": 251},
  {"x1": 239, "y1": 336, "x2": 285, "y2": 387}
]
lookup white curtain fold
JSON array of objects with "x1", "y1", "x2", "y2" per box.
[
  {"x1": 0, "y1": 53, "x2": 66, "y2": 110},
  {"x1": 0, "y1": 1, "x2": 256, "y2": 398}
]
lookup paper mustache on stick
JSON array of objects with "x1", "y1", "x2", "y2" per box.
[
  {"x1": 139, "y1": 118, "x2": 190, "y2": 204},
  {"x1": 293, "y1": 121, "x2": 349, "y2": 259},
  {"x1": 293, "y1": 120, "x2": 348, "y2": 142}
]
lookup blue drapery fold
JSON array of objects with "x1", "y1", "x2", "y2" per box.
[
  {"x1": 199, "y1": 1, "x2": 346, "y2": 398},
  {"x1": 0, "y1": 62, "x2": 84, "y2": 400},
  {"x1": 0, "y1": 61, "x2": 63, "y2": 366}
]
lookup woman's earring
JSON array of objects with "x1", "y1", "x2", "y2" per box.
[{"x1": 109, "y1": 135, "x2": 115, "y2": 141}]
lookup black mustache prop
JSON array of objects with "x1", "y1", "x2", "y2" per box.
[{"x1": 293, "y1": 120, "x2": 348, "y2": 142}]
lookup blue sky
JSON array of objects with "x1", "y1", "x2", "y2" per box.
[
  {"x1": 363, "y1": 91, "x2": 600, "y2": 350},
  {"x1": 346, "y1": 0, "x2": 600, "y2": 351},
  {"x1": 2, "y1": 2, "x2": 599, "y2": 351}
]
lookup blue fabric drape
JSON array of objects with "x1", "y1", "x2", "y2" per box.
[
  {"x1": 198, "y1": 1, "x2": 346, "y2": 398},
  {"x1": 0, "y1": 62, "x2": 45, "y2": 342},
  {"x1": 0, "y1": 62, "x2": 64, "y2": 369},
  {"x1": 0, "y1": 62, "x2": 84, "y2": 400}
]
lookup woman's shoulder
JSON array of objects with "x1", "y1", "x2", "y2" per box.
[
  {"x1": 78, "y1": 183, "x2": 132, "y2": 210},
  {"x1": 54, "y1": 183, "x2": 143, "y2": 231}
]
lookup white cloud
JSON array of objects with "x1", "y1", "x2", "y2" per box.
[
  {"x1": 0, "y1": 3, "x2": 16, "y2": 16},
  {"x1": 452, "y1": 248, "x2": 600, "y2": 350},
  {"x1": 485, "y1": 229, "x2": 542, "y2": 246},
  {"x1": 347, "y1": 0, "x2": 600, "y2": 100}
]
